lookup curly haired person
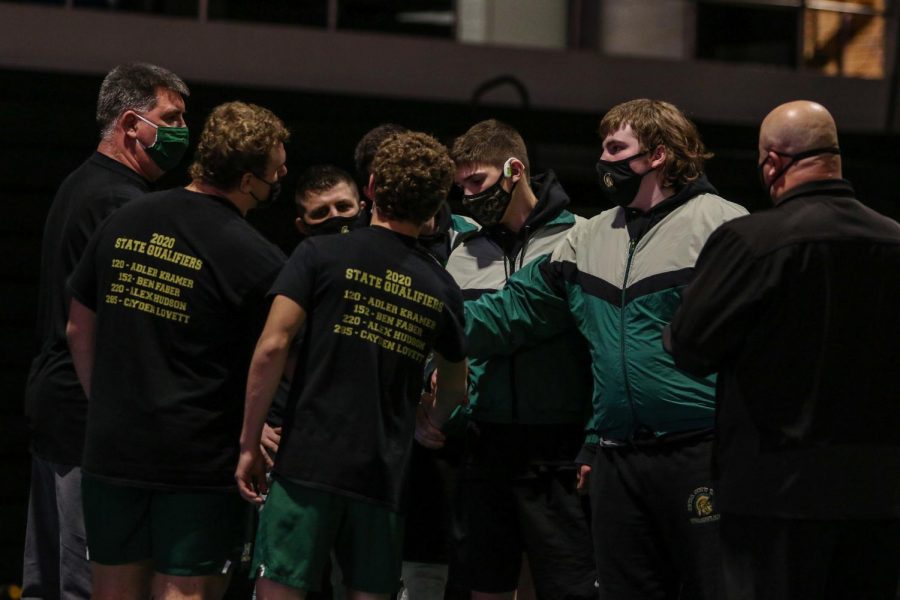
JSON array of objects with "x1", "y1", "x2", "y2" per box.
[
  {"x1": 236, "y1": 131, "x2": 469, "y2": 600},
  {"x1": 67, "y1": 101, "x2": 288, "y2": 600}
]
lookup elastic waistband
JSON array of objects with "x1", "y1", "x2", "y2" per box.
[{"x1": 599, "y1": 427, "x2": 713, "y2": 449}]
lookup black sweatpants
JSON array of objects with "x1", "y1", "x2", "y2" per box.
[
  {"x1": 451, "y1": 422, "x2": 597, "y2": 599},
  {"x1": 589, "y1": 434, "x2": 719, "y2": 600}
]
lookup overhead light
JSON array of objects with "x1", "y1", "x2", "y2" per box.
[{"x1": 396, "y1": 11, "x2": 456, "y2": 26}]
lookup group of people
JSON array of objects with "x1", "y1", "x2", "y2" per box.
[{"x1": 21, "y1": 61, "x2": 900, "y2": 600}]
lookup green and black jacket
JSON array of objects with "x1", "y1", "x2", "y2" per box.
[
  {"x1": 447, "y1": 171, "x2": 593, "y2": 426},
  {"x1": 465, "y1": 176, "x2": 747, "y2": 460}
]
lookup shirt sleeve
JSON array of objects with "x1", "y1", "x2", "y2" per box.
[
  {"x1": 666, "y1": 224, "x2": 771, "y2": 376},
  {"x1": 269, "y1": 239, "x2": 318, "y2": 311},
  {"x1": 433, "y1": 281, "x2": 467, "y2": 363},
  {"x1": 67, "y1": 222, "x2": 106, "y2": 311}
]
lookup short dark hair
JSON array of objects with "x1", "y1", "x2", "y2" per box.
[
  {"x1": 96, "y1": 63, "x2": 189, "y2": 138},
  {"x1": 451, "y1": 119, "x2": 530, "y2": 174},
  {"x1": 188, "y1": 101, "x2": 289, "y2": 190},
  {"x1": 353, "y1": 123, "x2": 409, "y2": 184},
  {"x1": 371, "y1": 132, "x2": 453, "y2": 225},
  {"x1": 295, "y1": 165, "x2": 359, "y2": 216},
  {"x1": 599, "y1": 99, "x2": 713, "y2": 189}
]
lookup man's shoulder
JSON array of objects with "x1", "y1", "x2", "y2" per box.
[
  {"x1": 53, "y1": 155, "x2": 146, "y2": 211},
  {"x1": 685, "y1": 192, "x2": 749, "y2": 219}
]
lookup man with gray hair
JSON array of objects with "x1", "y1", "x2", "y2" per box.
[{"x1": 23, "y1": 62, "x2": 188, "y2": 600}]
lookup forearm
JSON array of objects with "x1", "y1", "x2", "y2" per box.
[
  {"x1": 431, "y1": 354, "x2": 467, "y2": 426},
  {"x1": 66, "y1": 298, "x2": 96, "y2": 397},
  {"x1": 240, "y1": 333, "x2": 292, "y2": 451}
]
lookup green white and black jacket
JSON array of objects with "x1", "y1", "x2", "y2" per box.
[
  {"x1": 465, "y1": 176, "x2": 747, "y2": 458},
  {"x1": 448, "y1": 171, "x2": 593, "y2": 426}
]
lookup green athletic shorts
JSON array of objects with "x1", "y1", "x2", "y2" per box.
[
  {"x1": 252, "y1": 479, "x2": 404, "y2": 594},
  {"x1": 81, "y1": 474, "x2": 247, "y2": 576}
]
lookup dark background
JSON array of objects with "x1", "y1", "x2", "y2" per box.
[{"x1": 2, "y1": 66, "x2": 900, "y2": 591}]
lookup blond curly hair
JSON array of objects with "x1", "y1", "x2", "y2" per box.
[
  {"x1": 189, "y1": 101, "x2": 289, "y2": 189},
  {"x1": 371, "y1": 131, "x2": 453, "y2": 225}
]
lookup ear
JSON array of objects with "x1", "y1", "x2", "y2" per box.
[
  {"x1": 358, "y1": 199, "x2": 367, "y2": 212},
  {"x1": 365, "y1": 173, "x2": 376, "y2": 201},
  {"x1": 239, "y1": 172, "x2": 255, "y2": 194},
  {"x1": 507, "y1": 158, "x2": 526, "y2": 182},
  {"x1": 120, "y1": 110, "x2": 140, "y2": 139},
  {"x1": 649, "y1": 146, "x2": 667, "y2": 170},
  {"x1": 295, "y1": 217, "x2": 309, "y2": 235},
  {"x1": 766, "y1": 150, "x2": 785, "y2": 174}
]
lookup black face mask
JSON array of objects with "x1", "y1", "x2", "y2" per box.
[
  {"x1": 757, "y1": 146, "x2": 841, "y2": 199},
  {"x1": 250, "y1": 173, "x2": 282, "y2": 208},
  {"x1": 595, "y1": 150, "x2": 653, "y2": 207},
  {"x1": 462, "y1": 176, "x2": 516, "y2": 227},
  {"x1": 305, "y1": 214, "x2": 359, "y2": 236}
]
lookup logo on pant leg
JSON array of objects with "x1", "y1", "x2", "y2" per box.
[{"x1": 686, "y1": 487, "x2": 720, "y2": 524}]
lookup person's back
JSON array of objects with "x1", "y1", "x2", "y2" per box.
[
  {"x1": 667, "y1": 99, "x2": 900, "y2": 600},
  {"x1": 238, "y1": 131, "x2": 468, "y2": 600},
  {"x1": 73, "y1": 188, "x2": 285, "y2": 487},
  {"x1": 273, "y1": 225, "x2": 465, "y2": 507},
  {"x1": 677, "y1": 181, "x2": 900, "y2": 517},
  {"x1": 67, "y1": 100, "x2": 289, "y2": 600}
]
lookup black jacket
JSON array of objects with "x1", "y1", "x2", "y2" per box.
[{"x1": 667, "y1": 179, "x2": 900, "y2": 518}]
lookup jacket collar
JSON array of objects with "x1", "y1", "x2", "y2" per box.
[{"x1": 776, "y1": 178, "x2": 855, "y2": 207}]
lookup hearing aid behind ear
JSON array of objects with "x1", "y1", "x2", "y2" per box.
[{"x1": 503, "y1": 158, "x2": 515, "y2": 178}]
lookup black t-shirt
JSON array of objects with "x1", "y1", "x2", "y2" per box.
[
  {"x1": 25, "y1": 153, "x2": 150, "y2": 465},
  {"x1": 69, "y1": 188, "x2": 286, "y2": 489},
  {"x1": 272, "y1": 226, "x2": 466, "y2": 510}
]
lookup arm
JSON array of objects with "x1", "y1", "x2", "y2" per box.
[
  {"x1": 429, "y1": 353, "x2": 467, "y2": 426},
  {"x1": 235, "y1": 295, "x2": 307, "y2": 504},
  {"x1": 260, "y1": 345, "x2": 300, "y2": 467},
  {"x1": 415, "y1": 354, "x2": 467, "y2": 449},
  {"x1": 465, "y1": 255, "x2": 574, "y2": 359},
  {"x1": 66, "y1": 298, "x2": 97, "y2": 397},
  {"x1": 666, "y1": 225, "x2": 765, "y2": 375}
]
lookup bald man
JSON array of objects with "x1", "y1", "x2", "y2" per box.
[{"x1": 665, "y1": 100, "x2": 900, "y2": 599}]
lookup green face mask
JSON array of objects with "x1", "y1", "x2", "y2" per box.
[{"x1": 135, "y1": 114, "x2": 189, "y2": 172}]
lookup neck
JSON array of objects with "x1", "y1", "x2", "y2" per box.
[
  {"x1": 500, "y1": 180, "x2": 538, "y2": 233},
  {"x1": 370, "y1": 207, "x2": 422, "y2": 237},
  {"x1": 772, "y1": 165, "x2": 842, "y2": 205},
  {"x1": 185, "y1": 180, "x2": 250, "y2": 216},
  {"x1": 629, "y1": 174, "x2": 674, "y2": 212},
  {"x1": 97, "y1": 136, "x2": 158, "y2": 182}
]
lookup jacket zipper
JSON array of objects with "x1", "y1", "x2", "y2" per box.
[
  {"x1": 620, "y1": 238, "x2": 639, "y2": 435},
  {"x1": 503, "y1": 225, "x2": 532, "y2": 422}
]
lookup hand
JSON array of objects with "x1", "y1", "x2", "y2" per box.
[
  {"x1": 429, "y1": 368, "x2": 439, "y2": 393},
  {"x1": 260, "y1": 424, "x2": 282, "y2": 469},
  {"x1": 576, "y1": 464, "x2": 591, "y2": 495},
  {"x1": 415, "y1": 393, "x2": 446, "y2": 449},
  {"x1": 235, "y1": 446, "x2": 268, "y2": 505}
]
